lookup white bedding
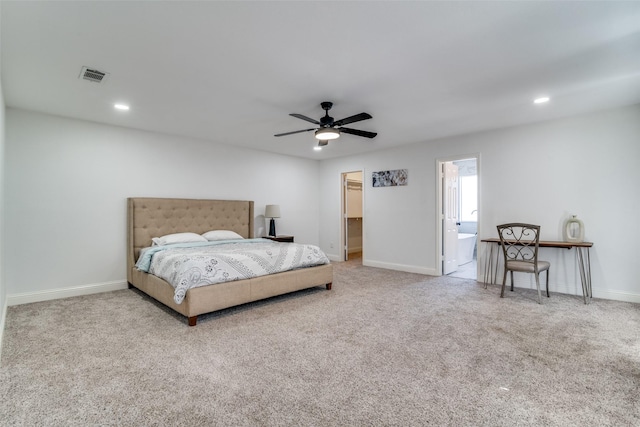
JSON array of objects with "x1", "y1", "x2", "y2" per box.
[{"x1": 138, "y1": 239, "x2": 330, "y2": 304}]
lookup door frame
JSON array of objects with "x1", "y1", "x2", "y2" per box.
[
  {"x1": 435, "y1": 153, "x2": 480, "y2": 276},
  {"x1": 341, "y1": 170, "x2": 364, "y2": 261}
]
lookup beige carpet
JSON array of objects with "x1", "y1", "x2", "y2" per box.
[{"x1": 1, "y1": 260, "x2": 639, "y2": 426}]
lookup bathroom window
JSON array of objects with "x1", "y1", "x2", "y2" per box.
[{"x1": 459, "y1": 175, "x2": 478, "y2": 222}]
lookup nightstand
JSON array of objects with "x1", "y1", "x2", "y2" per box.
[{"x1": 263, "y1": 235, "x2": 294, "y2": 243}]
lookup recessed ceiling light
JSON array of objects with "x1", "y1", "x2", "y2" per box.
[
  {"x1": 533, "y1": 97, "x2": 550, "y2": 104},
  {"x1": 114, "y1": 103, "x2": 130, "y2": 111}
]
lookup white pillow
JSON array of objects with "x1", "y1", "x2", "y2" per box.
[
  {"x1": 151, "y1": 232, "x2": 207, "y2": 246},
  {"x1": 202, "y1": 230, "x2": 244, "y2": 241}
]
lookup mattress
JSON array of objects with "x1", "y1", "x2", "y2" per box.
[{"x1": 136, "y1": 238, "x2": 330, "y2": 304}]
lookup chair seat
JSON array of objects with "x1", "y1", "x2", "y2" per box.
[{"x1": 506, "y1": 260, "x2": 550, "y2": 273}]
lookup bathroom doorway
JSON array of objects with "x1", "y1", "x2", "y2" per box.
[
  {"x1": 437, "y1": 156, "x2": 479, "y2": 279},
  {"x1": 342, "y1": 171, "x2": 363, "y2": 262}
]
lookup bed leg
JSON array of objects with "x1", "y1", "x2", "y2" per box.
[
  {"x1": 326, "y1": 282, "x2": 332, "y2": 290},
  {"x1": 188, "y1": 316, "x2": 197, "y2": 326}
]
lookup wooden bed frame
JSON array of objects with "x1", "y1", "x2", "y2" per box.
[{"x1": 127, "y1": 197, "x2": 333, "y2": 325}]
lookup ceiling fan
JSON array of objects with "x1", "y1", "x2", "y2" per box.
[{"x1": 274, "y1": 102, "x2": 377, "y2": 146}]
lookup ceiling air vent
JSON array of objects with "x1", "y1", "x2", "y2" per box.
[{"x1": 79, "y1": 66, "x2": 109, "y2": 83}]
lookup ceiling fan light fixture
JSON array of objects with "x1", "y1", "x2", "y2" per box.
[
  {"x1": 275, "y1": 102, "x2": 375, "y2": 144},
  {"x1": 315, "y1": 128, "x2": 340, "y2": 140}
]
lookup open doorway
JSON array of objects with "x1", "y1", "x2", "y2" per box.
[
  {"x1": 437, "y1": 156, "x2": 479, "y2": 279},
  {"x1": 342, "y1": 171, "x2": 363, "y2": 262}
]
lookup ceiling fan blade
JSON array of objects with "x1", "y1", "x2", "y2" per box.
[
  {"x1": 290, "y1": 113, "x2": 320, "y2": 125},
  {"x1": 274, "y1": 128, "x2": 316, "y2": 137},
  {"x1": 340, "y1": 127, "x2": 378, "y2": 139},
  {"x1": 333, "y1": 112, "x2": 372, "y2": 127}
]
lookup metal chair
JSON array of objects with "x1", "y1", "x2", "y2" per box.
[{"x1": 496, "y1": 223, "x2": 550, "y2": 304}]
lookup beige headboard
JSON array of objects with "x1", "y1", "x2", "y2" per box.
[{"x1": 127, "y1": 198, "x2": 254, "y2": 278}]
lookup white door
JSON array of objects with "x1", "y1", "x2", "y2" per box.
[{"x1": 443, "y1": 162, "x2": 459, "y2": 274}]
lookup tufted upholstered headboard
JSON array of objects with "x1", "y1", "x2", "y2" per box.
[{"x1": 127, "y1": 198, "x2": 254, "y2": 276}]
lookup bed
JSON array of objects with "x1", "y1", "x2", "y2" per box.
[{"x1": 127, "y1": 197, "x2": 333, "y2": 325}]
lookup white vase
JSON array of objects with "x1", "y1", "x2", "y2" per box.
[{"x1": 564, "y1": 215, "x2": 585, "y2": 243}]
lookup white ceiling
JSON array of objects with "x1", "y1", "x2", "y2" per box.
[{"x1": 2, "y1": 1, "x2": 640, "y2": 160}]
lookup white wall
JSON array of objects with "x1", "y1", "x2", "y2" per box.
[
  {"x1": 0, "y1": 92, "x2": 4, "y2": 321},
  {"x1": 4, "y1": 104, "x2": 639, "y2": 305},
  {"x1": 5, "y1": 109, "x2": 321, "y2": 300},
  {"x1": 319, "y1": 104, "x2": 640, "y2": 302},
  {"x1": 0, "y1": 3, "x2": 7, "y2": 352}
]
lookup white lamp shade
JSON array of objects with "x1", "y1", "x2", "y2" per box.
[
  {"x1": 265, "y1": 205, "x2": 281, "y2": 218},
  {"x1": 315, "y1": 128, "x2": 340, "y2": 140}
]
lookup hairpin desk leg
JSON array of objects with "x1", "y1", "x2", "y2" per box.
[{"x1": 576, "y1": 247, "x2": 592, "y2": 304}]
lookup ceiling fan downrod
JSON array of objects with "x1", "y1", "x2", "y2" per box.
[{"x1": 320, "y1": 102, "x2": 334, "y2": 127}]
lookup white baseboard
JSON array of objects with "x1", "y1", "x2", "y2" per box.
[
  {"x1": 7, "y1": 280, "x2": 129, "y2": 306},
  {"x1": 322, "y1": 255, "x2": 439, "y2": 276},
  {"x1": 327, "y1": 253, "x2": 342, "y2": 262},
  {"x1": 590, "y1": 289, "x2": 640, "y2": 304},
  {"x1": 363, "y1": 259, "x2": 438, "y2": 276},
  {"x1": 481, "y1": 278, "x2": 640, "y2": 304}
]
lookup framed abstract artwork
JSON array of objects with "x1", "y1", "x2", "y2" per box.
[{"x1": 372, "y1": 169, "x2": 408, "y2": 187}]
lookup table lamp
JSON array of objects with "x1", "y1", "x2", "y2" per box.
[{"x1": 265, "y1": 205, "x2": 281, "y2": 237}]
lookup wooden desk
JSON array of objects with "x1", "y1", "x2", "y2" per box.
[{"x1": 481, "y1": 238, "x2": 593, "y2": 304}]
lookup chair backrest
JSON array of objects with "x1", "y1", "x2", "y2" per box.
[{"x1": 496, "y1": 223, "x2": 541, "y2": 265}]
